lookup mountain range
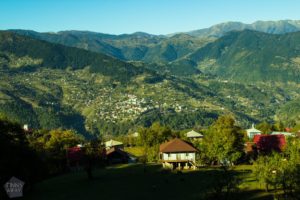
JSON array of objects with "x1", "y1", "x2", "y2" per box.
[
  {"x1": 1, "y1": 19, "x2": 300, "y2": 135},
  {"x1": 10, "y1": 20, "x2": 300, "y2": 65}
]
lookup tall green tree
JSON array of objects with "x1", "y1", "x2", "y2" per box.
[
  {"x1": 256, "y1": 121, "x2": 273, "y2": 134},
  {"x1": 138, "y1": 122, "x2": 173, "y2": 162},
  {"x1": 202, "y1": 115, "x2": 244, "y2": 165}
]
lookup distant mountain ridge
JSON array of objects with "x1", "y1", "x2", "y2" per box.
[
  {"x1": 185, "y1": 20, "x2": 300, "y2": 37},
  {"x1": 8, "y1": 20, "x2": 300, "y2": 69}
]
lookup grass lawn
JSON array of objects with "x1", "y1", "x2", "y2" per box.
[
  {"x1": 23, "y1": 164, "x2": 273, "y2": 200},
  {"x1": 124, "y1": 146, "x2": 145, "y2": 157}
]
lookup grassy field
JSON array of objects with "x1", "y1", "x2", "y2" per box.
[{"x1": 23, "y1": 164, "x2": 273, "y2": 200}]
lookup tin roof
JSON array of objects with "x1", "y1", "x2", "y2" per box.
[{"x1": 159, "y1": 138, "x2": 198, "y2": 153}]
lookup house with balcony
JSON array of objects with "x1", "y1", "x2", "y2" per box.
[{"x1": 159, "y1": 138, "x2": 198, "y2": 170}]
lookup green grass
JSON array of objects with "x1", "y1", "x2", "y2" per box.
[
  {"x1": 124, "y1": 146, "x2": 144, "y2": 157},
  {"x1": 23, "y1": 164, "x2": 273, "y2": 200}
]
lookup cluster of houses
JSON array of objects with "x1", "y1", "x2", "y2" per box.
[
  {"x1": 245, "y1": 124, "x2": 296, "y2": 154},
  {"x1": 47, "y1": 123, "x2": 300, "y2": 171}
]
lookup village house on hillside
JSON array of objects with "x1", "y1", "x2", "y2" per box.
[
  {"x1": 159, "y1": 138, "x2": 198, "y2": 170},
  {"x1": 246, "y1": 124, "x2": 262, "y2": 139},
  {"x1": 270, "y1": 131, "x2": 294, "y2": 137},
  {"x1": 253, "y1": 134, "x2": 286, "y2": 153},
  {"x1": 186, "y1": 130, "x2": 203, "y2": 140},
  {"x1": 105, "y1": 147, "x2": 130, "y2": 164},
  {"x1": 105, "y1": 139, "x2": 124, "y2": 150}
]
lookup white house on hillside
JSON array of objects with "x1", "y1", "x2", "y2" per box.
[
  {"x1": 271, "y1": 131, "x2": 294, "y2": 137},
  {"x1": 105, "y1": 139, "x2": 124, "y2": 150},
  {"x1": 186, "y1": 130, "x2": 203, "y2": 139},
  {"x1": 246, "y1": 124, "x2": 262, "y2": 139},
  {"x1": 159, "y1": 138, "x2": 198, "y2": 170}
]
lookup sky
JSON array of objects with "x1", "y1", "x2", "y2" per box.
[{"x1": 1, "y1": 0, "x2": 300, "y2": 35}]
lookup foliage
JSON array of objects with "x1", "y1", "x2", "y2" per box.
[
  {"x1": 201, "y1": 115, "x2": 245, "y2": 165},
  {"x1": 27, "y1": 129, "x2": 84, "y2": 174},
  {"x1": 0, "y1": 119, "x2": 45, "y2": 198},
  {"x1": 253, "y1": 138, "x2": 300, "y2": 198},
  {"x1": 256, "y1": 121, "x2": 274, "y2": 134},
  {"x1": 137, "y1": 122, "x2": 174, "y2": 162}
]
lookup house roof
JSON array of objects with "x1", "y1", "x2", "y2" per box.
[
  {"x1": 105, "y1": 139, "x2": 123, "y2": 148},
  {"x1": 271, "y1": 132, "x2": 294, "y2": 137},
  {"x1": 246, "y1": 124, "x2": 261, "y2": 133},
  {"x1": 186, "y1": 130, "x2": 203, "y2": 138},
  {"x1": 159, "y1": 138, "x2": 198, "y2": 153},
  {"x1": 253, "y1": 134, "x2": 286, "y2": 152},
  {"x1": 106, "y1": 147, "x2": 128, "y2": 157}
]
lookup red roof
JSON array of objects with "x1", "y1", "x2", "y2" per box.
[
  {"x1": 285, "y1": 127, "x2": 292, "y2": 132},
  {"x1": 67, "y1": 146, "x2": 83, "y2": 161},
  {"x1": 160, "y1": 138, "x2": 198, "y2": 153},
  {"x1": 253, "y1": 134, "x2": 286, "y2": 152}
]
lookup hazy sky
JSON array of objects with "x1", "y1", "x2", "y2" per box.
[{"x1": 1, "y1": 0, "x2": 300, "y2": 35}]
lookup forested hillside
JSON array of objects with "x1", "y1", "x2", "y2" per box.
[
  {"x1": 176, "y1": 30, "x2": 300, "y2": 82},
  {"x1": 1, "y1": 30, "x2": 300, "y2": 136}
]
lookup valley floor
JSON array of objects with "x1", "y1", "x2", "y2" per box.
[{"x1": 24, "y1": 164, "x2": 274, "y2": 200}]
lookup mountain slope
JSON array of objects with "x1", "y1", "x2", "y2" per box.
[
  {"x1": 0, "y1": 31, "x2": 145, "y2": 82},
  {"x1": 1, "y1": 30, "x2": 300, "y2": 135},
  {"x1": 180, "y1": 30, "x2": 300, "y2": 82},
  {"x1": 186, "y1": 20, "x2": 300, "y2": 37},
  {"x1": 10, "y1": 30, "x2": 212, "y2": 65}
]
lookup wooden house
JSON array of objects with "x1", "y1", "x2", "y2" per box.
[{"x1": 159, "y1": 138, "x2": 198, "y2": 170}]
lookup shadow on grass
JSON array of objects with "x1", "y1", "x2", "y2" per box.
[{"x1": 24, "y1": 164, "x2": 272, "y2": 200}]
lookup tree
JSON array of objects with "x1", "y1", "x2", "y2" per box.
[
  {"x1": 138, "y1": 122, "x2": 174, "y2": 162},
  {"x1": 0, "y1": 119, "x2": 45, "y2": 199},
  {"x1": 253, "y1": 138, "x2": 300, "y2": 198},
  {"x1": 202, "y1": 115, "x2": 244, "y2": 166},
  {"x1": 256, "y1": 121, "x2": 273, "y2": 134},
  {"x1": 274, "y1": 121, "x2": 285, "y2": 131},
  {"x1": 82, "y1": 138, "x2": 104, "y2": 180},
  {"x1": 27, "y1": 129, "x2": 84, "y2": 174}
]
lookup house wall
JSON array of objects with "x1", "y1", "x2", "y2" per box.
[
  {"x1": 162, "y1": 152, "x2": 195, "y2": 162},
  {"x1": 247, "y1": 131, "x2": 261, "y2": 139}
]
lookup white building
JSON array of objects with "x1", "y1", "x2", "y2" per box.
[
  {"x1": 271, "y1": 131, "x2": 294, "y2": 137},
  {"x1": 246, "y1": 124, "x2": 262, "y2": 139},
  {"x1": 186, "y1": 130, "x2": 203, "y2": 139},
  {"x1": 159, "y1": 138, "x2": 198, "y2": 170},
  {"x1": 130, "y1": 132, "x2": 139, "y2": 138},
  {"x1": 105, "y1": 139, "x2": 124, "y2": 150}
]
